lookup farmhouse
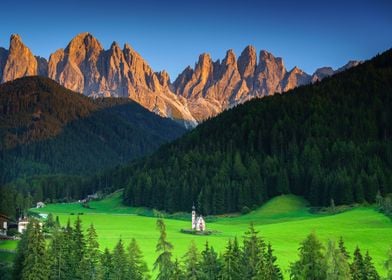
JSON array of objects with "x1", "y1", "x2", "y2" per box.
[{"x1": 191, "y1": 205, "x2": 206, "y2": 231}]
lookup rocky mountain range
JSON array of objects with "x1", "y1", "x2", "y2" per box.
[{"x1": 0, "y1": 33, "x2": 360, "y2": 125}]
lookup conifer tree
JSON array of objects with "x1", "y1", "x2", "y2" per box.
[
  {"x1": 80, "y1": 224, "x2": 100, "y2": 280},
  {"x1": 363, "y1": 251, "x2": 380, "y2": 280},
  {"x1": 21, "y1": 219, "x2": 49, "y2": 280},
  {"x1": 290, "y1": 232, "x2": 326, "y2": 280},
  {"x1": 63, "y1": 219, "x2": 76, "y2": 279},
  {"x1": 12, "y1": 221, "x2": 31, "y2": 280},
  {"x1": 127, "y1": 238, "x2": 149, "y2": 280},
  {"x1": 221, "y1": 238, "x2": 242, "y2": 280},
  {"x1": 100, "y1": 248, "x2": 113, "y2": 280},
  {"x1": 259, "y1": 243, "x2": 283, "y2": 280},
  {"x1": 73, "y1": 216, "x2": 86, "y2": 279},
  {"x1": 338, "y1": 237, "x2": 350, "y2": 260},
  {"x1": 171, "y1": 258, "x2": 184, "y2": 280},
  {"x1": 154, "y1": 219, "x2": 174, "y2": 280},
  {"x1": 48, "y1": 226, "x2": 67, "y2": 280},
  {"x1": 351, "y1": 247, "x2": 365, "y2": 280},
  {"x1": 55, "y1": 216, "x2": 61, "y2": 228},
  {"x1": 385, "y1": 246, "x2": 392, "y2": 280},
  {"x1": 183, "y1": 240, "x2": 202, "y2": 280},
  {"x1": 242, "y1": 223, "x2": 265, "y2": 279},
  {"x1": 325, "y1": 240, "x2": 351, "y2": 280},
  {"x1": 200, "y1": 242, "x2": 221, "y2": 280},
  {"x1": 112, "y1": 239, "x2": 128, "y2": 280}
]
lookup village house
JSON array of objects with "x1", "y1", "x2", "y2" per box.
[{"x1": 191, "y1": 205, "x2": 206, "y2": 231}]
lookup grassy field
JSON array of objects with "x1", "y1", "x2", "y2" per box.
[{"x1": 3, "y1": 193, "x2": 392, "y2": 278}]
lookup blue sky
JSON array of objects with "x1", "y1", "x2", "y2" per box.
[{"x1": 0, "y1": 0, "x2": 391, "y2": 79}]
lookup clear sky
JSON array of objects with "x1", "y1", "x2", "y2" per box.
[{"x1": 0, "y1": 0, "x2": 391, "y2": 79}]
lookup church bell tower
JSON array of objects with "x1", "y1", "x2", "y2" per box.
[{"x1": 192, "y1": 204, "x2": 196, "y2": 230}]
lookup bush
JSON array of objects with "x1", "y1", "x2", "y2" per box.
[{"x1": 241, "y1": 206, "x2": 251, "y2": 214}]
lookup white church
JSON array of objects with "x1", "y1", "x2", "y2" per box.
[{"x1": 191, "y1": 204, "x2": 206, "y2": 231}]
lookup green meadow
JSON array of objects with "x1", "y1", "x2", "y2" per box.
[{"x1": 2, "y1": 192, "x2": 392, "y2": 277}]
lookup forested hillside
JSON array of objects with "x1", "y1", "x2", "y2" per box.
[
  {"x1": 122, "y1": 49, "x2": 392, "y2": 214},
  {"x1": 0, "y1": 77, "x2": 186, "y2": 217}
]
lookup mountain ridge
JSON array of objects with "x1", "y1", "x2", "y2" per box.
[{"x1": 0, "y1": 33, "x2": 361, "y2": 124}]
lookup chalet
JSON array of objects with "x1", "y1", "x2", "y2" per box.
[{"x1": 191, "y1": 205, "x2": 206, "y2": 231}]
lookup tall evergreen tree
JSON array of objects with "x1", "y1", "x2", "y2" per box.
[
  {"x1": 200, "y1": 242, "x2": 221, "y2": 280},
  {"x1": 259, "y1": 243, "x2": 283, "y2": 280},
  {"x1": 80, "y1": 224, "x2": 100, "y2": 280},
  {"x1": 351, "y1": 247, "x2": 365, "y2": 280},
  {"x1": 112, "y1": 239, "x2": 128, "y2": 280},
  {"x1": 48, "y1": 226, "x2": 67, "y2": 280},
  {"x1": 325, "y1": 240, "x2": 351, "y2": 280},
  {"x1": 100, "y1": 248, "x2": 113, "y2": 280},
  {"x1": 221, "y1": 238, "x2": 242, "y2": 280},
  {"x1": 183, "y1": 240, "x2": 202, "y2": 280},
  {"x1": 21, "y1": 220, "x2": 49, "y2": 280},
  {"x1": 171, "y1": 258, "x2": 184, "y2": 280},
  {"x1": 72, "y1": 216, "x2": 86, "y2": 279},
  {"x1": 338, "y1": 237, "x2": 350, "y2": 260},
  {"x1": 127, "y1": 238, "x2": 149, "y2": 280},
  {"x1": 363, "y1": 251, "x2": 380, "y2": 280},
  {"x1": 12, "y1": 221, "x2": 32, "y2": 280},
  {"x1": 242, "y1": 223, "x2": 264, "y2": 279},
  {"x1": 154, "y1": 219, "x2": 174, "y2": 280},
  {"x1": 290, "y1": 232, "x2": 326, "y2": 280}
]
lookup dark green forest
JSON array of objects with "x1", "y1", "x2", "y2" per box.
[
  {"x1": 122, "y1": 49, "x2": 392, "y2": 214},
  {"x1": 0, "y1": 77, "x2": 185, "y2": 218},
  {"x1": 5, "y1": 217, "x2": 390, "y2": 280}
]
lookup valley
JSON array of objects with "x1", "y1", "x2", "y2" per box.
[{"x1": 1, "y1": 192, "x2": 390, "y2": 278}]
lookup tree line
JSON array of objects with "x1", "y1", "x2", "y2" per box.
[
  {"x1": 122, "y1": 49, "x2": 392, "y2": 214},
  {"x1": 8, "y1": 217, "x2": 392, "y2": 280}
]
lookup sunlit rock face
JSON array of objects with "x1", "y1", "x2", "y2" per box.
[
  {"x1": 0, "y1": 34, "x2": 361, "y2": 126},
  {"x1": 1, "y1": 34, "x2": 47, "y2": 83}
]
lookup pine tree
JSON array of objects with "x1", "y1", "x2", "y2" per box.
[
  {"x1": 127, "y1": 238, "x2": 149, "y2": 280},
  {"x1": 221, "y1": 238, "x2": 242, "y2": 280},
  {"x1": 63, "y1": 219, "x2": 76, "y2": 279},
  {"x1": 200, "y1": 242, "x2": 221, "y2": 280},
  {"x1": 48, "y1": 226, "x2": 67, "y2": 280},
  {"x1": 112, "y1": 239, "x2": 128, "y2": 280},
  {"x1": 21, "y1": 219, "x2": 49, "y2": 280},
  {"x1": 100, "y1": 248, "x2": 113, "y2": 280},
  {"x1": 242, "y1": 223, "x2": 265, "y2": 279},
  {"x1": 259, "y1": 243, "x2": 282, "y2": 280},
  {"x1": 351, "y1": 247, "x2": 365, "y2": 280},
  {"x1": 12, "y1": 221, "x2": 31, "y2": 280},
  {"x1": 290, "y1": 232, "x2": 326, "y2": 280},
  {"x1": 171, "y1": 258, "x2": 184, "y2": 280},
  {"x1": 325, "y1": 240, "x2": 351, "y2": 280},
  {"x1": 154, "y1": 219, "x2": 174, "y2": 280},
  {"x1": 73, "y1": 216, "x2": 86, "y2": 279},
  {"x1": 338, "y1": 237, "x2": 350, "y2": 260},
  {"x1": 363, "y1": 251, "x2": 380, "y2": 280},
  {"x1": 80, "y1": 224, "x2": 100, "y2": 280},
  {"x1": 183, "y1": 240, "x2": 202, "y2": 280}
]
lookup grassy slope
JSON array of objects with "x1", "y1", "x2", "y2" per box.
[{"x1": 5, "y1": 194, "x2": 392, "y2": 278}]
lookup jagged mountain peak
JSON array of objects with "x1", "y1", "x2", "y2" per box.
[{"x1": 0, "y1": 33, "x2": 363, "y2": 126}]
